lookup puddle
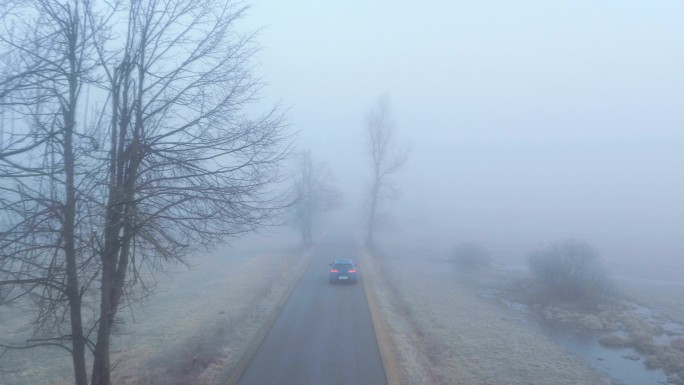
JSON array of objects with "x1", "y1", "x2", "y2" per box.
[
  {"x1": 632, "y1": 304, "x2": 684, "y2": 342},
  {"x1": 482, "y1": 290, "x2": 678, "y2": 385},
  {"x1": 534, "y1": 316, "x2": 669, "y2": 385}
]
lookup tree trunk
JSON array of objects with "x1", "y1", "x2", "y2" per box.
[
  {"x1": 367, "y1": 179, "x2": 379, "y2": 246},
  {"x1": 91, "y1": 213, "x2": 121, "y2": 385},
  {"x1": 64, "y1": 7, "x2": 88, "y2": 384},
  {"x1": 90, "y1": 294, "x2": 112, "y2": 385},
  {"x1": 64, "y1": 73, "x2": 88, "y2": 385}
]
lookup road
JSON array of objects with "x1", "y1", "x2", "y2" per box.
[{"x1": 236, "y1": 240, "x2": 388, "y2": 385}]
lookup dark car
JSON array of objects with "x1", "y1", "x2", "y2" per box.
[{"x1": 329, "y1": 259, "x2": 358, "y2": 284}]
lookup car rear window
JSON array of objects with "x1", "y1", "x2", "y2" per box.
[{"x1": 333, "y1": 263, "x2": 354, "y2": 270}]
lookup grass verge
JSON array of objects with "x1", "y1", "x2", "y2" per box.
[{"x1": 359, "y1": 250, "x2": 402, "y2": 385}]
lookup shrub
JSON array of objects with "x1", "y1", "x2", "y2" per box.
[
  {"x1": 528, "y1": 240, "x2": 611, "y2": 302},
  {"x1": 672, "y1": 338, "x2": 684, "y2": 352},
  {"x1": 452, "y1": 242, "x2": 491, "y2": 269}
]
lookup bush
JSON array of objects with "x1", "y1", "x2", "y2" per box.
[
  {"x1": 452, "y1": 243, "x2": 491, "y2": 269},
  {"x1": 528, "y1": 240, "x2": 610, "y2": 302}
]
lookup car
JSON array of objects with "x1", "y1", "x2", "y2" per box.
[{"x1": 329, "y1": 259, "x2": 358, "y2": 284}]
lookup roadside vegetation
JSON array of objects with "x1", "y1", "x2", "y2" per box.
[
  {"x1": 0, "y1": 240, "x2": 308, "y2": 385},
  {"x1": 528, "y1": 239, "x2": 612, "y2": 305},
  {"x1": 290, "y1": 150, "x2": 341, "y2": 246},
  {"x1": 0, "y1": 2, "x2": 289, "y2": 385},
  {"x1": 511, "y1": 240, "x2": 684, "y2": 385},
  {"x1": 365, "y1": 244, "x2": 613, "y2": 385},
  {"x1": 364, "y1": 95, "x2": 408, "y2": 246},
  {"x1": 370, "y1": 238, "x2": 684, "y2": 385}
]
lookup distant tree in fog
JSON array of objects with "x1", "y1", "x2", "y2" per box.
[
  {"x1": 364, "y1": 95, "x2": 408, "y2": 246},
  {"x1": 292, "y1": 150, "x2": 341, "y2": 245},
  {"x1": 528, "y1": 240, "x2": 611, "y2": 303},
  {"x1": 0, "y1": 1, "x2": 288, "y2": 385}
]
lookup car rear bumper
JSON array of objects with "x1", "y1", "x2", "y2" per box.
[{"x1": 330, "y1": 274, "x2": 358, "y2": 283}]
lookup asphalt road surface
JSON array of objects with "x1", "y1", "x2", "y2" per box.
[{"x1": 236, "y1": 239, "x2": 388, "y2": 385}]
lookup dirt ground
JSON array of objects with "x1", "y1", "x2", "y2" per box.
[
  {"x1": 366, "y1": 247, "x2": 617, "y2": 385},
  {"x1": 0, "y1": 233, "x2": 307, "y2": 385}
]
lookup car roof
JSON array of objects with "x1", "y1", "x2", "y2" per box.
[{"x1": 333, "y1": 259, "x2": 354, "y2": 264}]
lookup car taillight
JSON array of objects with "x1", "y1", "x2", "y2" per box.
[
  {"x1": 330, "y1": 269, "x2": 338, "y2": 273},
  {"x1": 348, "y1": 269, "x2": 356, "y2": 273}
]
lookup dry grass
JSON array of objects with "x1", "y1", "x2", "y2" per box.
[
  {"x1": 0, "y1": 235, "x2": 309, "y2": 385},
  {"x1": 618, "y1": 281, "x2": 684, "y2": 325},
  {"x1": 366, "y1": 248, "x2": 614, "y2": 385},
  {"x1": 113, "y1": 245, "x2": 311, "y2": 385}
]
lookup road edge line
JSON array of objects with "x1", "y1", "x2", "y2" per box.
[
  {"x1": 223, "y1": 247, "x2": 315, "y2": 385},
  {"x1": 360, "y1": 249, "x2": 402, "y2": 385}
]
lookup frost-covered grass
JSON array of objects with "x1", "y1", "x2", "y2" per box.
[
  {"x1": 0, "y1": 236, "x2": 307, "y2": 385},
  {"x1": 366, "y1": 246, "x2": 613, "y2": 385}
]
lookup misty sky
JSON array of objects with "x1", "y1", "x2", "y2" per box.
[{"x1": 242, "y1": 1, "x2": 683, "y2": 274}]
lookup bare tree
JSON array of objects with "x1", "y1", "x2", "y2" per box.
[
  {"x1": 0, "y1": 2, "x2": 97, "y2": 384},
  {"x1": 528, "y1": 240, "x2": 611, "y2": 303},
  {"x1": 0, "y1": 2, "x2": 289, "y2": 385},
  {"x1": 365, "y1": 95, "x2": 408, "y2": 246},
  {"x1": 292, "y1": 150, "x2": 340, "y2": 245}
]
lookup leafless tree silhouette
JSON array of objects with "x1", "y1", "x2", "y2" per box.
[
  {"x1": 0, "y1": 1, "x2": 290, "y2": 385},
  {"x1": 292, "y1": 150, "x2": 340, "y2": 245},
  {"x1": 365, "y1": 95, "x2": 407, "y2": 246}
]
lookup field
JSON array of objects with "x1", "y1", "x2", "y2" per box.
[
  {"x1": 0, "y1": 234, "x2": 307, "y2": 385},
  {"x1": 366, "y1": 246, "x2": 616, "y2": 385},
  {"x1": 2, "y1": 233, "x2": 681, "y2": 385},
  {"x1": 365, "y1": 240, "x2": 684, "y2": 385}
]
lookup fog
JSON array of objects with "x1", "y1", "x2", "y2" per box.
[
  {"x1": 243, "y1": 0, "x2": 684, "y2": 279},
  {"x1": 2, "y1": 3, "x2": 682, "y2": 384}
]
